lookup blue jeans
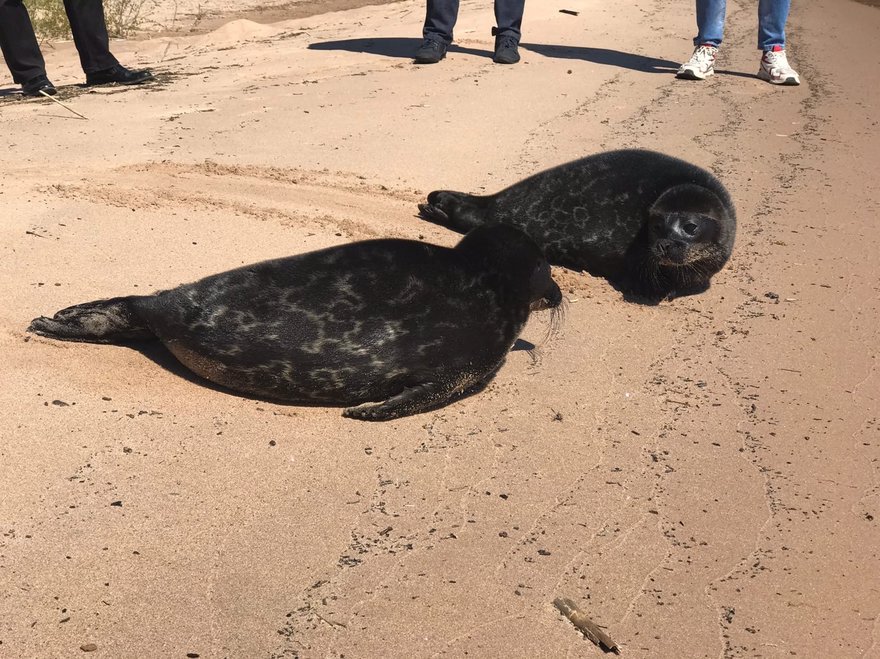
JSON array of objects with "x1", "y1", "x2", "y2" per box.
[
  {"x1": 423, "y1": 0, "x2": 525, "y2": 44},
  {"x1": 694, "y1": 0, "x2": 790, "y2": 50}
]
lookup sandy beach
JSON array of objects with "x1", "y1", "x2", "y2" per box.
[{"x1": 1, "y1": 0, "x2": 879, "y2": 656}]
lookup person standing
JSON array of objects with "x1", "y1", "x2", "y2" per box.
[
  {"x1": 413, "y1": 0, "x2": 524, "y2": 65},
  {"x1": 676, "y1": 0, "x2": 800, "y2": 85},
  {"x1": 0, "y1": 0, "x2": 153, "y2": 96}
]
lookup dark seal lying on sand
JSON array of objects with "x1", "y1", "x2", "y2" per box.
[
  {"x1": 418, "y1": 149, "x2": 736, "y2": 301},
  {"x1": 28, "y1": 225, "x2": 563, "y2": 421}
]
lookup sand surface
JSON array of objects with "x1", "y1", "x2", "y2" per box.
[{"x1": 1, "y1": 0, "x2": 879, "y2": 656}]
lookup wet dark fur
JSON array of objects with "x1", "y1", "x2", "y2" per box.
[
  {"x1": 418, "y1": 149, "x2": 736, "y2": 301},
  {"x1": 28, "y1": 226, "x2": 562, "y2": 421}
]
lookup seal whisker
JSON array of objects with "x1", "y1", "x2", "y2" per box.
[
  {"x1": 526, "y1": 346, "x2": 543, "y2": 365},
  {"x1": 535, "y1": 298, "x2": 566, "y2": 347}
]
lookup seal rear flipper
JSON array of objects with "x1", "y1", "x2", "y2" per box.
[
  {"x1": 342, "y1": 381, "x2": 455, "y2": 421},
  {"x1": 28, "y1": 296, "x2": 155, "y2": 344},
  {"x1": 418, "y1": 190, "x2": 491, "y2": 234}
]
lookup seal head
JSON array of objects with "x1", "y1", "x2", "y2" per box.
[{"x1": 632, "y1": 182, "x2": 735, "y2": 297}]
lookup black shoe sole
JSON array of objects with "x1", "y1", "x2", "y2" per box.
[
  {"x1": 414, "y1": 53, "x2": 446, "y2": 64},
  {"x1": 22, "y1": 76, "x2": 57, "y2": 96},
  {"x1": 85, "y1": 71, "x2": 154, "y2": 86}
]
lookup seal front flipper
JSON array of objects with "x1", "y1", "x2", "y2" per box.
[
  {"x1": 28, "y1": 296, "x2": 154, "y2": 343},
  {"x1": 417, "y1": 200, "x2": 449, "y2": 223},
  {"x1": 342, "y1": 381, "x2": 453, "y2": 422},
  {"x1": 418, "y1": 190, "x2": 491, "y2": 234}
]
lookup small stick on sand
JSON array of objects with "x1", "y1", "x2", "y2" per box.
[
  {"x1": 553, "y1": 597, "x2": 620, "y2": 654},
  {"x1": 38, "y1": 90, "x2": 88, "y2": 120}
]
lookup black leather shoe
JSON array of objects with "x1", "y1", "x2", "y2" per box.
[
  {"x1": 85, "y1": 64, "x2": 154, "y2": 86},
  {"x1": 493, "y1": 34, "x2": 520, "y2": 64},
  {"x1": 414, "y1": 39, "x2": 447, "y2": 64},
  {"x1": 22, "y1": 75, "x2": 57, "y2": 96}
]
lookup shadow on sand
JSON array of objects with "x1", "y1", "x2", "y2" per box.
[
  {"x1": 520, "y1": 43, "x2": 679, "y2": 73},
  {"x1": 308, "y1": 37, "x2": 492, "y2": 60},
  {"x1": 307, "y1": 37, "x2": 765, "y2": 79}
]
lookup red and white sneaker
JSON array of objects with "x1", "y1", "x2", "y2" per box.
[
  {"x1": 676, "y1": 44, "x2": 718, "y2": 80},
  {"x1": 758, "y1": 47, "x2": 800, "y2": 85}
]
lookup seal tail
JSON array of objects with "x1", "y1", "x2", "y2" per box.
[
  {"x1": 28, "y1": 296, "x2": 155, "y2": 344},
  {"x1": 418, "y1": 190, "x2": 491, "y2": 234}
]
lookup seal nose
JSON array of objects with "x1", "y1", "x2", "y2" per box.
[
  {"x1": 545, "y1": 281, "x2": 563, "y2": 308},
  {"x1": 531, "y1": 280, "x2": 562, "y2": 311},
  {"x1": 654, "y1": 238, "x2": 690, "y2": 265}
]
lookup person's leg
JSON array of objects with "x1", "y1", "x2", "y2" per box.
[
  {"x1": 415, "y1": 0, "x2": 456, "y2": 62},
  {"x1": 677, "y1": 0, "x2": 725, "y2": 79},
  {"x1": 422, "y1": 0, "x2": 458, "y2": 44},
  {"x1": 491, "y1": 0, "x2": 524, "y2": 64},
  {"x1": 64, "y1": 0, "x2": 153, "y2": 84},
  {"x1": 757, "y1": 0, "x2": 789, "y2": 50},
  {"x1": 492, "y1": 0, "x2": 526, "y2": 64},
  {"x1": 756, "y1": 0, "x2": 799, "y2": 84},
  {"x1": 695, "y1": 0, "x2": 726, "y2": 48},
  {"x1": 493, "y1": 0, "x2": 524, "y2": 42},
  {"x1": 62, "y1": 0, "x2": 118, "y2": 74},
  {"x1": 0, "y1": 0, "x2": 47, "y2": 84}
]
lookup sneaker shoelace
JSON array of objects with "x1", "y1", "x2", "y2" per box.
[
  {"x1": 497, "y1": 36, "x2": 518, "y2": 52},
  {"x1": 692, "y1": 45, "x2": 716, "y2": 67},
  {"x1": 763, "y1": 49, "x2": 791, "y2": 71}
]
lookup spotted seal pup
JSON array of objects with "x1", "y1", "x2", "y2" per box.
[
  {"x1": 418, "y1": 149, "x2": 736, "y2": 301},
  {"x1": 28, "y1": 225, "x2": 563, "y2": 421}
]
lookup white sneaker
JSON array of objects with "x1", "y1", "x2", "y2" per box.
[
  {"x1": 758, "y1": 48, "x2": 800, "y2": 85},
  {"x1": 676, "y1": 45, "x2": 718, "y2": 80}
]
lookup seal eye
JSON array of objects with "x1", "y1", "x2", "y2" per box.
[{"x1": 683, "y1": 222, "x2": 698, "y2": 236}]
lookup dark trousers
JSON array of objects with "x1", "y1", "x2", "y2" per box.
[
  {"x1": 0, "y1": 0, "x2": 117, "y2": 84},
  {"x1": 423, "y1": 0, "x2": 525, "y2": 44}
]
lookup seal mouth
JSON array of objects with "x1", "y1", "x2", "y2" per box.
[
  {"x1": 653, "y1": 242, "x2": 690, "y2": 266},
  {"x1": 530, "y1": 281, "x2": 563, "y2": 311}
]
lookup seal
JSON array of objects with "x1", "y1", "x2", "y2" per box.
[
  {"x1": 418, "y1": 149, "x2": 736, "y2": 301},
  {"x1": 28, "y1": 225, "x2": 563, "y2": 421}
]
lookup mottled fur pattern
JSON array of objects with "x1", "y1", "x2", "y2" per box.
[
  {"x1": 418, "y1": 149, "x2": 736, "y2": 301},
  {"x1": 28, "y1": 226, "x2": 562, "y2": 421}
]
